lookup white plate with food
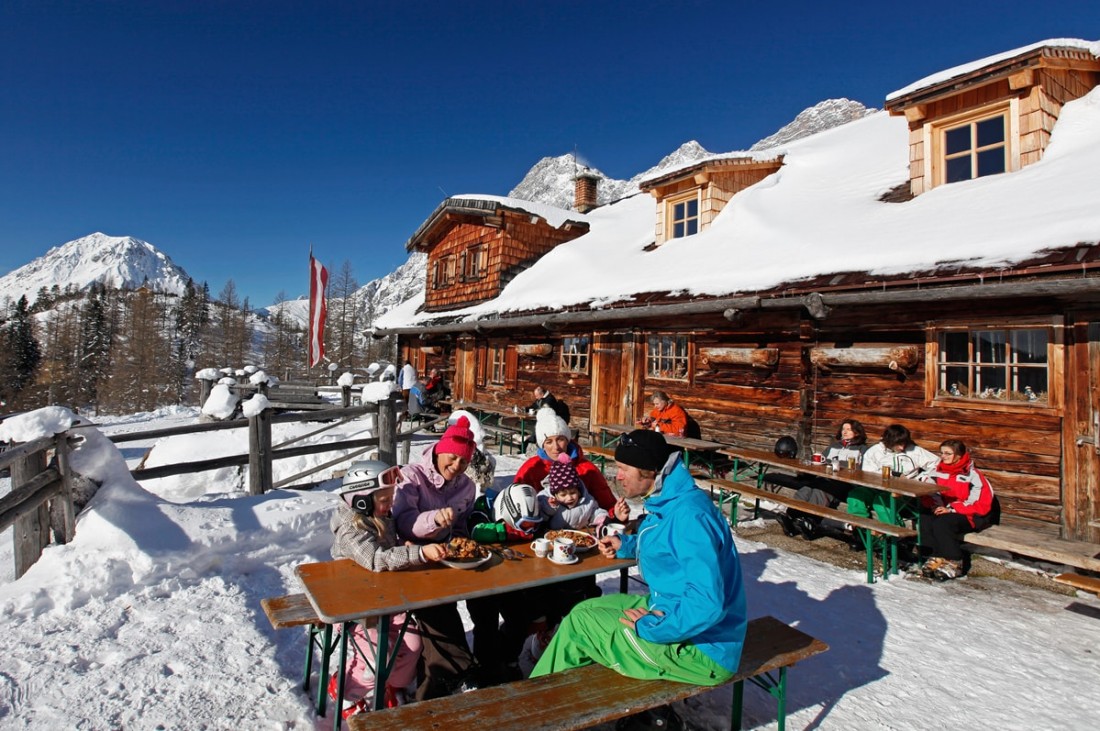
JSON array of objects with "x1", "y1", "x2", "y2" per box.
[
  {"x1": 544, "y1": 529, "x2": 598, "y2": 553},
  {"x1": 441, "y1": 537, "x2": 492, "y2": 569},
  {"x1": 441, "y1": 554, "x2": 492, "y2": 570}
]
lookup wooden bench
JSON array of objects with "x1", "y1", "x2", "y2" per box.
[
  {"x1": 962, "y1": 525, "x2": 1100, "y2": 574},
  {"x1": 261, "y1": 593, "x2": 333, "y2": 715},
  {"x1": 482, "y1": 423, "x2": 528, "y2": 455},
  {"x1": 1054, "y1": 572, "x2": 1100, "y2": 597},
  {"x1": 584, "y1": 445, "x2": 616, "y2": 475},
  {"x1": 697, "y1": 476, "x2": 917, "y2": 583},
  {"x1": 349, "y1": 615, "x2": 827, "y2": 731}
]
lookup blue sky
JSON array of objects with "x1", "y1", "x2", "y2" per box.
[{"x1": 2, "y1": 0, "x2": 1097, "y2": 307}]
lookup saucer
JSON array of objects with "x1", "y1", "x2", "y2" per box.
[{"x1": 547, "y1": 554, "x2": 579, "y2": 565}]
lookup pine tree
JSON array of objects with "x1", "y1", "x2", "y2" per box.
[
  {"x1": 0, "y1": 296, "x2": 43, "y2": 407},
  {"x1": 76, "y1": 284, "x2": 114, "y2": 415}
]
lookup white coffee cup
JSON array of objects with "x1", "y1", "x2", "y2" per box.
[
  {"x1": 530, "y1": 537, "x2": 551, "y2": 558},
  {"x1": 598, "y1": 522, "x2": 626, "y2": 539},
  {"x1": 551, "y1": 536, "x2": 575, "y2": 563}
]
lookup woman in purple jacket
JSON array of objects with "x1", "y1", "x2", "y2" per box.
[{"x1": 391, "y1": 416, "x2": 479, "y2": 700}]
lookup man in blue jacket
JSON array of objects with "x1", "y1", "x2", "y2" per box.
[{"x1": 531, "y1": 429, "x2": 746, "y2": 684}]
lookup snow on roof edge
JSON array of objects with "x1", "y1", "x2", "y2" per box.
[{"x1": 886, "y1": 38, "x2": 1100, "y2": 101}]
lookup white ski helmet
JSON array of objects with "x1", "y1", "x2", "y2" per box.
[
  {"x1": 339, "y1": 460, "x2": 401, "y2": 515},
  {"x1": 493, "y1": 483, "x2": 543, "y2": 532}
]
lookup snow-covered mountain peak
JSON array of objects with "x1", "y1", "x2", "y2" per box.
[
  {"x1": 0, "y1": 232, "x2": 192, "y2": 306},
  {"x1": 750, "y1": 98, "x2": 876, "y2": 151}
]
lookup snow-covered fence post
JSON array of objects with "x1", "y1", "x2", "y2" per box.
[
  {"x1": 378, "y1": 393, "x2": 398, "y2": 467},
  {"x1": 248, "y1": 406, "x2": 273, "y2": 495},
  {"x1": 51, "y1": 432, "x2": 77, "y2": 544},
  {"x1": 338, "y1": 371, "x2": 355, "y2": 408},
  {"x1": 12, "y1": 447, "x2": 50, "y2": 579}
]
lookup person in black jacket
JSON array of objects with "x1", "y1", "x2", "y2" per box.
[
  {"x1": 526, "y1": 386, "x2": 570, "y2": 423},
  {"x1": 522, "y1": 387, "x2": 572, "y2": 450}
]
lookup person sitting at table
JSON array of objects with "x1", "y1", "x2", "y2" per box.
[
  {"x1": 849, "y1": 423, "x2": 939, "y2": 526},
  {"x1": 918, "y1": 439, "x2": 998, "y2": 581},
  {"x1": 329, "y1": 460, "x2": 446, "y2": 716},
  {"x1": 424, "y1": 368, "x2": 449, "y2": 406},
  {"x1": 391, "y1": 416, "x2": 479, "y2": 701},
  {"x1": 639, "y1": 390, "x2": 689, "y2": 437},
  {"x1": 407, "y1": 378, "x2": 438, "y2": 419},
  {"x1": 530, "y1": 430, "x2": 747, "y2": 706},
  {"x1": 527, "y1": 385, "x2": 570, "y2": 422},
  {"x1": 537, "y1": 453, "x2": 628, "y2": 531},
  {"x1": 521, "y1": 386, "x2": 570, "y2": 449},
  {"x1": 515, "y1": 407, "x2": 620, "y2": 512},
  {"x1": 464, "y1": 482, "x2": 548, "y2": 686},
  {"x1": 777, "y1": 418, "x2": 870, "y2": 540}
]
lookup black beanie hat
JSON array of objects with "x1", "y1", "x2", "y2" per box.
[{"x1": 614, "y1": 429, "x2": 673, "y2": 472}]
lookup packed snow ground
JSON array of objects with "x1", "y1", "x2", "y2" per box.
[{"x1": 1, "y1": 405, "x2": 1098, "y2": 730}]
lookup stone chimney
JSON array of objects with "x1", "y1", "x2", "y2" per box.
[{"x1": 574, "y1": 169, "x2": 600, "y2": 213}]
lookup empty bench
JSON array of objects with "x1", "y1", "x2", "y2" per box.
[
  {"x1": 961, "y1": 524, "x2": 1100, "y2": 573},
  {"x1": 261, "y1": 593, "x2": 333, "y2": 715},
  {"x1": 697, "y1": 476, "x2": 917, "y2": 583},
  {"x1": 349, "y1": 615, "x2": 827, "y2": 731},
  {"x1": 1054, "y1": 572, "x2": 1100, "y2": 597}
]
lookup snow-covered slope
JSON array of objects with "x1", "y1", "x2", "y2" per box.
[{"x1": 0, "y1": 232, "x2": 191, "y2": 306}]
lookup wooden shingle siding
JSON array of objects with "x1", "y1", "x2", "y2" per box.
[{"x1": 423, "y1": 211, "x2": 585, "y2": 313}]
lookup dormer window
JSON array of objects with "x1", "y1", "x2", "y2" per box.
[
  {"x1": 941, "y1": 110, "x2": 1008, "y2": 184},
  {"x1": 668, "y1": 193, "x2": 699, "y2": 239},
  {"x1": 641, "y1": 157, "x2": 782, "y2": 246}
]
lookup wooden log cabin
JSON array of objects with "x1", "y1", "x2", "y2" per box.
[{"x1": 375, "y1": 39, "x2": 1100, "y2": 542}]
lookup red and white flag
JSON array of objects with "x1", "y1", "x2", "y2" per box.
[{"x1": 308, "y1": 252, "x2": 328, "y2": 368}]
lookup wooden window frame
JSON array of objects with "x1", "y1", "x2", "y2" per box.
[
  {"x1": 560, "y1": 335, "x2": 590, "y2": 374},
  {"x1": 665, "y1": 191, "x2": 700, "y2": 240},
  {"x1": 926, "y1": 100, "x2": 1019, "y2": 190},
  {"x1": 489, "y1": 344, "x2": 507, "y2": 385},
  {"x1": 466, "y1": 245, "x2": 486, "y2": 281},
  {"x1": 926, "y1": 318, "x2": 1063, "y2": 414},
  {"x1": 646, "y1": 333, "x2": 692, "y2": 382}
]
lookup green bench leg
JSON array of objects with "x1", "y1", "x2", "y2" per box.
[
  {"x1": 313, "y1": 623, "x2": 334, "y2": 716},
  {"x1": 730, "y1": 666, "x2": 789, "y2": 731}
]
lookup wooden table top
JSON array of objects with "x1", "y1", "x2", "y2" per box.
[
  {"x1": 593, "y1": 423, "x2": 726, "y2": 452},
  {"x1": 296, "y1": 543, "x2": 635, "y2": 625},
  {"x1": 719, "y1": 446, "x2": 942, "y2": 499},
  {"x1": 452, "y1": 401, "x2": 532, "y2": 420}
]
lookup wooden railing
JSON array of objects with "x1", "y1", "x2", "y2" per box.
[
  {"x1": 0, "y1": 432, "x2": 78, "y2": 579},
  {"x1": 1, "y1": 393, "x2": 422, "y2": 577}
]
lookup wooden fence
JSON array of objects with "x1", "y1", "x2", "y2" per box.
[
  {"x1": 1, "y1": 393, "x2": 415, "y2": 577},
  {"x1": 0, "y1": 432, "x2": 78, "y2": 579}
]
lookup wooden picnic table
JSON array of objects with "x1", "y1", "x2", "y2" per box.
[
  {"x1": 296, "y1": 544, "x2": 635, "y2": 728},
  {"x1": 719, "y1": 446, "x2": 943, "y2": 577},
  {"x1": 717, "y1": 446, "x2": 943, "y2": 500},
  {"x1": 451, "y1": 401, "x2": 536, "y2": 452},
  {"x1": 592, "y1": 423, "x2": 728, "y2": 471}
]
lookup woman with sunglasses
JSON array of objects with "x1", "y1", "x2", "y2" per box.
[
  {"x1": 391, "y1": 416, "x2": 480, "y2": 700},
  {"x1": 329, "y1": 460, "x2": 446, "y2": 716},
  {"x1": 918, "y1": 440, "x2": 997, "y2": 580}
]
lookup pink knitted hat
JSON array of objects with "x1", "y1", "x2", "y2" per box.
[{"x1": 436, "y1": 416, "x2": 476, "y2": 462}]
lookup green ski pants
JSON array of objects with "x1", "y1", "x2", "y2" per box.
[
  {"x1": 530, "y1": 594, "x2": 732, "y2": 685},
  {"x1": 847, "y1": 486, "x2": 912, "y2": 526}
]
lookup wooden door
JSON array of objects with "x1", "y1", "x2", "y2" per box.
[
  {"x1": 1064, "y1": 319, "x2": 1100, "y2": 541},
  {"x1": 454, "y1": 338, "x2": 477, "y2": 403},
  {"x1": 590, "y1": 332, "x2": 644, "y2": 431}
]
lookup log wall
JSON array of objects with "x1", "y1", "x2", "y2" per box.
[{"x1": 410, "y1": 292, "x2": 1090, "y2": 536}]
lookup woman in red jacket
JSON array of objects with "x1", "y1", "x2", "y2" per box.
[
  {"x1": 515, "y1": 407, "x2": 620, "y2": 512},
  {"x1": 919, "y1": 439, "x2": 997, "y2": 581}
]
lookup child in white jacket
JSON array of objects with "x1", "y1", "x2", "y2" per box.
[{"x1": 537, "y1": 454, "x2": 628, "y2": 529}]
